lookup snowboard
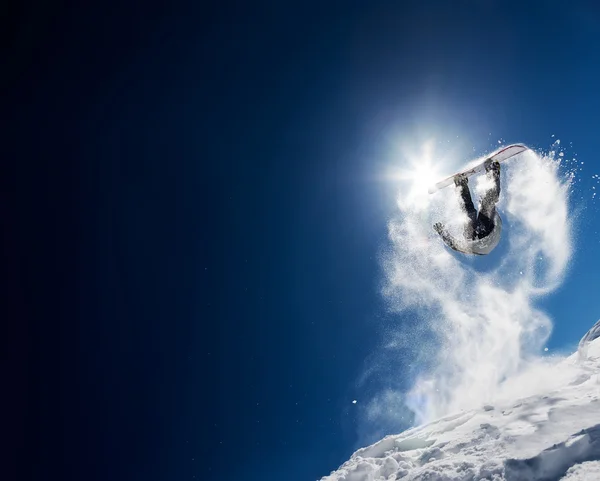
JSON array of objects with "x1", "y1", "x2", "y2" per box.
[{"x1": 428, "y1": 143, "x2": 529, "y2": 194}]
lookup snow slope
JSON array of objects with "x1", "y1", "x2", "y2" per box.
[{"x1": 321, "y1": 322, "x2": 600, "y2": 481}]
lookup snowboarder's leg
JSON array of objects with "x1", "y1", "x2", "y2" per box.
[
  {"x1": 477, "y1": 161, "x2": 501, "y2": 236},
  {"x1": 454, "y1": 174, "x2": 477, "y2": 240}
]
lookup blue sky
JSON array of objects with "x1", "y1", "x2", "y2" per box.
[{"x1": 6, "y1": 1, "x2": 600, "y2": 481}]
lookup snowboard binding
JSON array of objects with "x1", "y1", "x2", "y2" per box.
[
  {"x1": 454, "y1": 173, "x2": 469, "y2": 187},
  {"x1": 484, "y1": 159, "x2": 501, "y2": 175}
]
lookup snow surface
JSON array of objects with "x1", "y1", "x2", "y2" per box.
[{"x1": 322, "y1": 322, "x2": 600, "y2": 481}]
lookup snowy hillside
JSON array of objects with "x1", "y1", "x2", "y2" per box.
[{"x1": 321, "y1": 322, "x2": 600, "y2": 481}]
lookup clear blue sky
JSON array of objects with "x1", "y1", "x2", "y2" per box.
[{"x1": 5, "y1": 1, "x2": 600, "y2": 481}]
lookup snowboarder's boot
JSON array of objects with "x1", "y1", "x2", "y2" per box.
[
  {"x1": 454, "y1": 173, "x2": 469, "y2": 187},
  {"x1": 484, "y1": 159, "x2": 501, "y2": 177}
]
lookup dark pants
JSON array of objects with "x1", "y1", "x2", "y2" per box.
[{"x1": 457, "y1": 173, "x2": 500, "y2": 240}]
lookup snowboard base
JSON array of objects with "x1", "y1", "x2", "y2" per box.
[{"x1": 428, "y1": 144, "x2": 529, "y2": 194}]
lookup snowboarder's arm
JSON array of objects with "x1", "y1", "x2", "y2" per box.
[{"x1": 433, "y1": 223, "x2": 464, "y2": 252}]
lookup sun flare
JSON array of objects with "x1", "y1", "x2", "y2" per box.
[
  {"x1": 386, "y1": 141, "x2": 445, "y2": 209},
  {"x1": 405, "y1": 162, "x2": 441, "y2": 194}
]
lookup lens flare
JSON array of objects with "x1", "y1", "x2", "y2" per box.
[{"x1": 386, "y1": 141, "x2": 444, "y2": 210}]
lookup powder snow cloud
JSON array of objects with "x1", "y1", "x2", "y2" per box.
[{"x1": 360, "y1": 146, "x2": 573, "y2": 436}]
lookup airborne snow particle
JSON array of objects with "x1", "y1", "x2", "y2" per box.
[
  {"x1": 544, "y1": 347, "x2": 549, "y2": 352},
  {"x1": 352, "y1": 400, "x2": 357, "y2": 404}
]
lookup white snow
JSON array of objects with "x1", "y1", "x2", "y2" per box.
[
  {"x1": 322, "y1": 329, "x2": 600, "y2": 481},
  {"x1": 371, "y1": 148, "x2": 573, "y2": 427},
  {"x1": 320, "y1": 147, "x2": 599, "y2": 481}
]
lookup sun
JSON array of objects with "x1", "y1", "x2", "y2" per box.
[
  {"x1": 385, "y1": 140, "x2": 445, "y2": 209},
  {"x1": 405, "y1": 161, "x2": 441, "y2": 194}
]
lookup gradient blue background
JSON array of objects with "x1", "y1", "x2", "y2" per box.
[{"x1": 5, "y1": 1, "x2": 600, "y2": 481}]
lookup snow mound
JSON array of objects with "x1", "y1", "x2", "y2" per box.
[
  {"x1": 561, "y1": 461, "x2": 600, "y2": 480},
  {"x1": 578, "y1": 319, "x2": 600, "y2": 361},
  {"x1": 321, "y1": 335, "x2": 600, "y2": 481}
]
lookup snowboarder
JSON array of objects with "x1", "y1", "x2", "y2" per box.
[{"x1": 433, "y1": 160, "x2": 502, "y2": 255}]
